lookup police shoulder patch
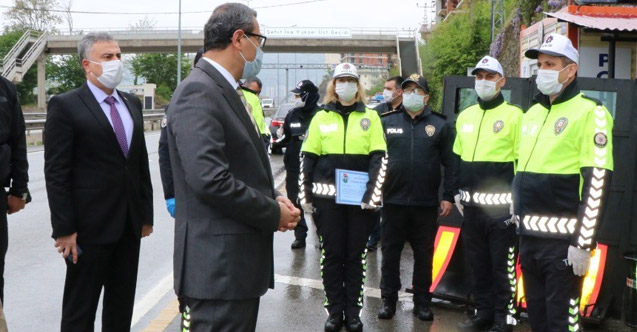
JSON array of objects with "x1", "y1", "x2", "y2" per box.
[
  {"x1": 360, "y1": 118, "x2": 371, "y2": 131},
  {"x1": 594, "y1": 132, "x2": 608, "y2": 148},
  {"x1": 554, "y1": 117, "x2": 568, "y2": 135},
  {"x1": 493, "y1": 120, "x2": 504, "y2": 133},
  {"x1": 425, "y1": 125, "x2": 436, "y2": 137}
]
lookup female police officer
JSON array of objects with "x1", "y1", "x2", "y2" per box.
[{"x1": 299, "y1": 63, "x2": 387, "y2": 332}]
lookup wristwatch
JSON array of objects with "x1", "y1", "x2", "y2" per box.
[{"x1": 20, "y1": 193, "x2": 27, "y2": 201}]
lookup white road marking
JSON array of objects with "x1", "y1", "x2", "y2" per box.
[
  {"x1": 274, "y1": 274, "x2": 413, "y2": 302},
  {"x1": 131, "y1": 273, "x2": 174, "y2": 328}
]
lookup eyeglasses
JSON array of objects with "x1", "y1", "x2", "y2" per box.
[
  {"x1": 403, "y1": 87, "x2": 427, "y2": 96},
  {"x1": 245, "y1": 31, "x2": 267, "y2": 48}
]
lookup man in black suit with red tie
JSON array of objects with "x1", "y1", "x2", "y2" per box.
[{"x1": 44, "y1": 32, "x2": 153, "y2": 332}]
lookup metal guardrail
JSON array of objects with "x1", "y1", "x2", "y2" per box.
[
  {"x1": 24, "y1": 113, "x2": 165, "y2": 133},
  {"x1": 2, "y1": 30, "x2": 30, "y2": 66}
]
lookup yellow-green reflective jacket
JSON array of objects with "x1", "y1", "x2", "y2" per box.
[{"x1": 512, "y1": 81, "x2": 614, "y2": 250}]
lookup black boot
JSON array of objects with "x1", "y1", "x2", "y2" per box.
[
  {"x1": 457, "y1": 316, "x2": 493, "y2": 331},
  {"x1": 377, "y1": 299, "x2": 396, "y2": 319},
  {"x1": 291, "y1": 239, "x2": 306, "y2": 249},
  {"x1": 488, "y1": 322, "x2": 513, "y2": 332},
  {"x1": 413, "y1": 304, "x2": 434, "y2": 321},
  {"x1": 324, "y1": 314, "x2": 344, "y2": 332},
  {"x1": 345, "y1": 316, "x2": 363, "y2": 332}
]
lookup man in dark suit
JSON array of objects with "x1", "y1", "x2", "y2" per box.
[
  {"x1": 44, "y1": 32, "x2": 153, "y2": 332},
  {"x1": 167, "y1": 3, "x2": 300, "y2": 331},
  {"x1": 0, "y1": 75, "x2": 30, "y2": 309}
]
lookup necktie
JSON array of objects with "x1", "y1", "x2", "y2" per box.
[
  {"x1": 236, "y1": 87, "x2": 260, "y2": 135},
  {"x1": 104, "y1": 96, "x2": 129, "y2": 157}
]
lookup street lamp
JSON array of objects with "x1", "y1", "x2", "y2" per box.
[{"x1": 177, "y1": 0, "x2": 182, "y2": 84}]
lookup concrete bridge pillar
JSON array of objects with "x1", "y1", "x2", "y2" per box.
[{"x1": 37, "y1": 54, "x2": 46, "y2": 110}]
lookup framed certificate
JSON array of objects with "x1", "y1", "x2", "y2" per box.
[{"x1": 335, "y1": 169, "x2": 369, "y2": 206}]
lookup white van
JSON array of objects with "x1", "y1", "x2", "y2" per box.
[{"x1": 261, "y1": 98, "x2": 274, "y2": 108}]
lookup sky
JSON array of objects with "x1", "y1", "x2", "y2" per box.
[{"x1": 0, "y1": 0, "x2": 428, "y2": 33}]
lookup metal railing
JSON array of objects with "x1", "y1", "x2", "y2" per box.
[
  {"x1": 2, "y1": 30, "x2": 31, "y2": 66},
  {"x1": 15, "y1": 32, "x2": 47, "y2": 73},
  {"x1": 24, "y1": 112, "x2": 165, "y2": 133},
  {"x1": 52, "y1": 26, "x2": 417, "y2": 38}
]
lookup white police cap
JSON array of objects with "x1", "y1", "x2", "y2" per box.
[
  {"x1": 471, "y1": 55, "x2": 504, "y2": 77},
  {"x1": 525, "y1": 33, "x2": 579, "y2": 64}
]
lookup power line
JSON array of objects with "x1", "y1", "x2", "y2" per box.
[{"x1": 0, "y1": 0, "x2": 326, "y2": 15}]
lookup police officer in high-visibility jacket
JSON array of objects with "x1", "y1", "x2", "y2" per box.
[
  {"x1": 514, "y1": 33, "x2": 613, "y2": 332},
  {"x1": 299, "y1": 63, "x2": 387, "y2": 332},
  {"x1": 454, "y1": 56, "x2": 522, "y2": 332}
]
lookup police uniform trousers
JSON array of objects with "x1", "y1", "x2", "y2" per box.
[
  {"x1": 519, "y1": 236, "x2": 584, "y2": 332},
  {"x1": 313, "y1": 197, "x2": 377, "y2": 317},
  {"x1": 60, "y1": 223, "x2": 140, "y2": 332},
  {"x1": 462, "y1": 206, "x2": 517, "y2": 325},
  {"x1": 380, "y1": 204, "x2": 438, "y2": 305},
  {"x1": 0, "y1": 190, "x2": 8, "y2": 304},
  {"x1": 285, "y1": 170, "x2": 308, "y2": 241},
  {"x1": 181, "y1": 297, "x2": 260, "y2": 332}
]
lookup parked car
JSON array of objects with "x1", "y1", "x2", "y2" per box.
[
  {"x1": 261, "y1": 98, "x2": 274, "y2": 108},
  {"x1": 269, "y1": 103, "x2": 296, "y2": 154}
]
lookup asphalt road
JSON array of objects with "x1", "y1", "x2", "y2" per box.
[{"x1": 2, "y1": 132, "x2": 633, "y2": 331}]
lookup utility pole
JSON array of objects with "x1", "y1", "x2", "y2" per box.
[
  {"x1": 177, "y1": 0, "x2": 182, "y2": 84},
  {"x1": 490, "y1": 0, "x2": 504, "y2": 43}
]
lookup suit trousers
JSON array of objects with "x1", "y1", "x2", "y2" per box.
[
  {"x1": 0, "y1": 190, "x2": 7, "y2": 304},
  {"x1": 462, "y1": 206, "x2": 517, "y2": 324},
  {"x1": 520, "y1": 236, "x2": 584, "y2": 332},
  {"x1": 60, "y1": 225, "x2": 141, "y2": 332},
  {"x1": 313, "y1": 198, "x2": 377, "y2": 317},
  {"x1": 285, "y1": 170, "x2": 308, "y2": 240},
  {"x1": 380, "y1": 204, "x2": 438, "y2": 305},
  {"x1": 181, "y1": 297, "x2": 260, "y2": 332}
]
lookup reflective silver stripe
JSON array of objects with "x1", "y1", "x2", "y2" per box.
[
  {"x1": 459, "y1": 189, "x2": 512, "y2": 205},
  {"x1": 368, "y1": 154, "x2": 387, "y2": 206},
  {"x1": 522, "y1": 215, "x2": 577, "y2": 234},
  {"x1": 576, "y1": 167, "x2": 606, "y2": 248},
  {"x1": 298, "y1": 156, "x2": 308, "y2": 204},
  {"x1": 312, "y1": 183, "x2": 336, "y2": 196},
  {"x1": 505, "y1": 246, "x2": 518, "y2": 326},
  {"x1": 569, "y1": 297, "x2": 581, "y2": 332}
]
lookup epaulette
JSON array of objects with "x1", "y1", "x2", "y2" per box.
[
  {"x1": 380, "y1": 109, "x2": 401, "y2": 117},
  {"x1": 581, "y1": 94, "x2": 603, "y2": 106},
  {"x1": 240, "y1": 86, "x2": 258, "y2": 95},
  {"x1": 430, "y1": 111, "x2": 447, "y2": 120},
  {"x1": 507, "y1": 102, "x2": 524, "y2": 111}
]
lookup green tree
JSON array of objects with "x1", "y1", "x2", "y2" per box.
[
  {"x1": 6, "y1": 0, "x2": 62, "y2": 32},
  {"x1": 46, "y1": 55, "x2": 85, "y2": 95},
  {"x1": 130, "y1": 53, "x2": 190, "y2": 102},
  {"x1": 420, "y1": 0, "x2": 492, "y2": 109}
]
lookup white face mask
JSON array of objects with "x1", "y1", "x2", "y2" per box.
[
  {"x1": 335, "y1": 81, "x2": 358, "y2": 103},
  {"x1": 402, "y1": 92, "x2": 425, "y2": 112},
  {"x1": 294, "y1": 98, "x2": 305, "y2": 108},
  {"x1": 382, "y1": 89, "x2": 396, "y2": 103},
  {"x1": 535, "y1": 66, "x2": 570, "y2": 96},
  {"x1": 90, "y1": 59, "x2": 124, "y2": 89},
  {"x1": 474, "y1": 77, "x2": 502, "y2": 101}
]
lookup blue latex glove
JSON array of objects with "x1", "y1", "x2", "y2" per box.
[{"x1": 166, "y1": 198, "x2": 175, "y2": 218}]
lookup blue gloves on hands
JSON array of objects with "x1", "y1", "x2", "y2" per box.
[{"x1": 166, "y1": 198, "x2": 175, "y2": 218}]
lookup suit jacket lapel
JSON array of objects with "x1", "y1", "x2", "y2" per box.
[
  {"x1": 196, "y1": 61, "x2": 275, "y2": 186},
  {"x1": 78, "y1": 83, "x2": 123, "y2": 156}
]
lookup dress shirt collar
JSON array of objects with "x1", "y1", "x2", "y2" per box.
[
  {"x1": 86, "y1": 80, "x2": 124, "y2": 105},
  {"x1": 201, "y1": 57, "x2": 239, "y2": 90}
]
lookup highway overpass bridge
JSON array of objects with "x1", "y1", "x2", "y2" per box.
[{"x1": 1, "y1": 27, "x2": 422, "y2": 109}]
